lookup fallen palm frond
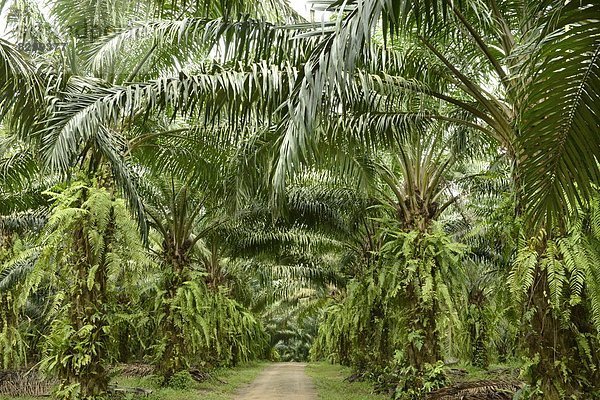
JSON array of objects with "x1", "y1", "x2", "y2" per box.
[
  {"x1": 0, "y1": 370, "x2": 55, "y2": 397},
  {"x1": 426, "y1": 379, "x2": 523, "y2": 400}
]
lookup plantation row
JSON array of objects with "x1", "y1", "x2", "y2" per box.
[{"x1": 1, "y1": 0, "x2": 600, "y2": 399}]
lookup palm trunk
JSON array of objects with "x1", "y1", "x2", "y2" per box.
[
  {"x1": 467, "y1": 289, "x2": 488, "y2": 369},
  {"x1": 405, "y1": 283, "x2": 441, "y2": 369},
  {"x1": 65, "y1": 206, "x2": 114, "y2": 398},
  {"x1": 524, "y1": 263, "x2": 579, "y2": 399},
  {"x1": 159, "y1": 245, "x2": 190, "y2": 383}
]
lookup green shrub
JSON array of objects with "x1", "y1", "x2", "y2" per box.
[{"x1": 166, "y1": 371, "x2": 195, "y2": 390}]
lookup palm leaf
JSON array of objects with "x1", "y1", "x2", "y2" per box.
[
  {"x1": 0, "y1": 38, "x2": 40, "y2": 134},
  {"x1": 519, "y1": 1, "x2": 600, "y2": 231},
  {"x1": 87, "y1": 17, "x2": 318, "y2": 78},
  {"x1": 41, "y1": 63, "x2": 297, "y2": 172}
]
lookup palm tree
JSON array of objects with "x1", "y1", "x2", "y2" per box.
[
  {"x1": 140, "y1": 172, "x2": 228, "y2": 380},
  {"x1": 309, "y1": 128, "x2": 469, "y2": 395},
  {"x1": 31, "y1": 180, "x2": 144, "y2": 398},
  {"x1": 277, "y1": 0, "x2": 600, "y2": 230},
  {"x1": 274, "y1": 1, "x2": 599, "y2": 397}
]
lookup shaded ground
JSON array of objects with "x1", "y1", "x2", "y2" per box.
[{"x1": 234, "y1": 362, "x2": 317, "y2": 400}]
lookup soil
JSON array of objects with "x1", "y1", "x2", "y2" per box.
[{"x1": 233, "y1": 362, "x2": 317, "y2": 400}]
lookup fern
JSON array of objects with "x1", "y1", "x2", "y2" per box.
[
  {"x1": 313, "y1": 222, "x2": 464, "y2": 390},
  {"x1": 509, "y1": 244, "x2": 538, "y2": 302},
  {"x1": 20, "y1": 180, "x2": 147, "y2": 398},
  {"x1": 543, "y1": 241, "x2": 565, "y2": 311}
]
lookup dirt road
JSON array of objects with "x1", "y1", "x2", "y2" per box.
[{"x1": 233, "y1": 362, "x2": 317, "y2": 400}]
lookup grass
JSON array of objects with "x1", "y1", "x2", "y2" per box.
[
  {"x1": 306, "y1": 362, "x2": 389, "y2": 400},
  {"x1": 115, "y1": 362, "x2": 267, "y2": 400},
  {"x1": 0, "y1": 397, "x2": 37, "y2": 400},
  {"x1": 0, "y1": 362, "x2": 267, "y2": 400}
]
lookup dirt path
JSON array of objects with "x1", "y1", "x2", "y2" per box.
[{"x1": 233, "y1": 362, "x2": 317, "y2": 400}]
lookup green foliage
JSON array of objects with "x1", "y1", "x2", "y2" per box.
[
  {"x1": 270, "y1": 314, "x2": 316, "y2": 362},
  {"x1": 0, "y1": 39, "x2": 40, "y2": 135},
  {"x1": 519, "y1": 1, "x2": 600, "y2": 230},
  {"x1": 392, "y1": 359, "x2": 447, "y2": 400},
  {"x1": 153, "y1": 279, "x2": 268, "y2": 372},
  {"x1": 27, "y1": 180, "x2": 145, "y2": 399},
  {"x1": 165, "y1": 371, "x2": 194, "y2": 390},
  {"x1": 137, "y1": 173, "x2": 271, "y2": 379},
  {"x1": 0, "y1": 292, "x2": 26, "y2": 369},
  {"x1": 510, "y1": 224, "x2": 600, "y2": 333},
  {"x1": 0, "y1": 234, "x2": 32, "y2": 368},
  {"x1": 40, "y1": 320, "x2": 106, "y2": 399},
  {"x1": 313, "y1": 224, "x2": 464, "y2": 396},
  {"x1": 508, "y1": 200, "x2": 600, "y2": 397}
]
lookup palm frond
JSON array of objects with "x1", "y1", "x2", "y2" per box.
[
  {"x1": 0, "y1": 150, "x2": 38, "y2": 191},
  {"x1": 41, "y1": 63, "x2": 297, "y2": 172},
  {"x1": 519, "y1": 1, "x2": 600, "y2": 231},
  {"x1": 0, "y1": 38, "x2": 40, "y2": 134},
  {"x1": 94, "y1": 125, "x2": 148, "y2": 238},
  {"x1": 87, "y1": 17, "x2": 320, "y2": 79},
  {"x1": 0, "y1": 247, "x2": 40, "y2": 292}
]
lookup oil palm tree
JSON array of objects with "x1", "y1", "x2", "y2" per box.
[
  {"x1": 27, "y1": 180, "x2": 145, "y2": 399},
  {"x1": 275, "y1": 1, "x2": 599, "y2": 396},
  {"x1": 310, "y1": 127, "x2": 469, "y2": 397}
]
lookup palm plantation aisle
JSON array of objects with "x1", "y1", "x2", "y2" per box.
[
  {"x1": 231, "y1": 362, "x2": 388, "y2": 400},
  {"x1": 233, "y1": 363, "x2": 316, "y2": 400}
]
